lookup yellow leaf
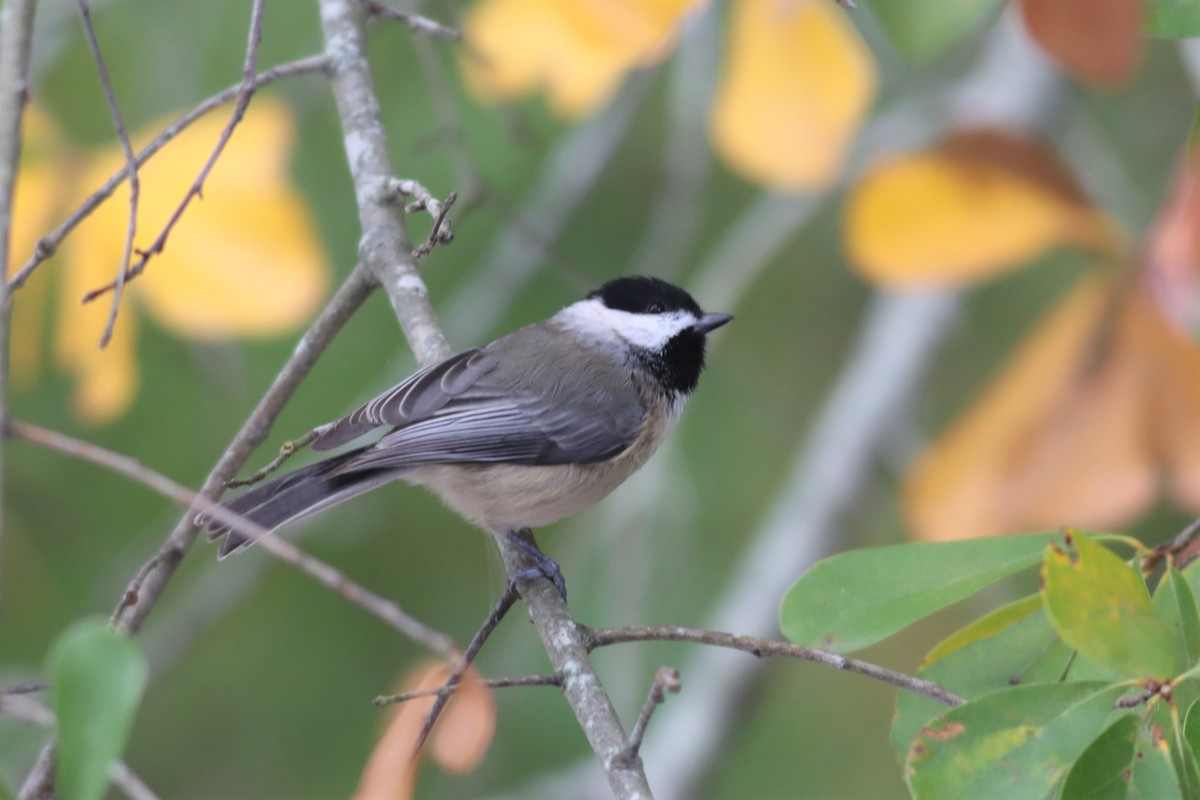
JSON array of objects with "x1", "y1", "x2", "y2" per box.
[
  {"x1": 904, "y1": 278, "x2": 1156, "y2": 541},
  {"x1": 70, "y1": 97, "x2": 328, "y2": 340},
  {"x1": 54, "y1": 246, "x2": 139, "y2": 423},
  {"x1": 846, "y1": 137, "x2": 1111, "y2": 287},
  {"x1": 462, "y1": 0, "x2": 699, "y2": 118},
  {"x1": 709, "y1": 0, "x2": 876, "y2": 191},
  {"x1": 8, "y1": 106, "x2": 73, "y2": 385}
]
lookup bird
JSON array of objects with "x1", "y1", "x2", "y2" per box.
[{"x1": 200, "y1": 276, "x2": 731, "y2": 595}]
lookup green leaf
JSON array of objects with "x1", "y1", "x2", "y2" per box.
[
  {"x1": 868, "y1": 0, "x2": 1004, "y2": 62},
  {"x1": 905, "y1": 682, "x2": 1130, "y2": 798},
  {"x1": 1185, "y1": 698, "x2": 1200, "y2": 763},
  {"x1": 1042, "y1": 531, "x2": 1180, "y2": 679},
  {"x1": 1060, "y1": 715, "x2": 1139, "y2": 800},
  {"x1": 48, "y1": 617, "x2": 147, "y2": 800},
  {"x1": 1131, "y1": 733, "x2": 1184, "y2": 800},
  {"x1": 781, "y1": 531, "x2": 1061, "y2": 652},
  {"x1": 1148, "y1": 0, "x2": 1200, "y2": 37},
  {"x1": 892, "y1": 603, "x2": 1072, "y2": 762},
  {"x1": 1170, "y1": 699, "x2": 1200, "y2": 799},
  {"x1": 922, "y1": 594, "x2": 1042, "y2": 667},
  {"x1": 1153, "y1": 566, "x2": 1200, "y2": 668}
]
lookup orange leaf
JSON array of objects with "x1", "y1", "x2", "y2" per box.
[
  {"x1": 846, "y1": 130, "x2": 1115, "y2": 287},
  {"x1": 1130, "y1": 290, "x2": 1200, "y2": 511},
  {"x1": 709, "y1": 0, "x2": 876, "y2": 191},
  {"x1": 461, "y1": 0, "x2": 699, "y2": 118},
  {"x1": 904, "y1": 278, "x2": 1156, "y2": 541},
  {"x1": 354, "y1": 662, "x2": 496, "y2": 800},
  {"x1": 1019, "y1": 0, "x2": 1142, "y2": 86}
]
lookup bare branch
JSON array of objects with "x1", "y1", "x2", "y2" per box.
[
  {"x1": 6, "y1": 418, "x2": 455, "y2": 656},
  {"x1": 620, "y1": 668, "x2": 681, "y2": 766},
  {"x1": 587, "y1": 626, "x2": 965, "y2": 708},
  {"x1": 375, "y1": 672, "x2": 562, "y2": 706},
  {"x1": 254, "y1": 534, "x2": 457, "y2": 657},
  {"x1": 366, "y1": 1, "x2": 461, "y2": 41},
  {"x1": 75, "y1": 0, "x2": 140, "y2": 348},
  {"x1": 410, "y1": 585, "x2": 518, "y2": 762},
  {"x1": 79, "y1": 0, "x2": 267, "y2": 306},
  {"x1": 5, "y1": 54, "x2": 329, "y2": 294},
  {"x1": 0, "y1": 0, "x2": 37, "y2": 611},
  {"x1": 319, "y1": 0, "x2": 450, "y2": 365},
  {"x1": 498, "y1": 533, "x2": 654, "y2": 797},
  {"x1": 224, "y1": 428, "x2": 322, "y2": 488}
]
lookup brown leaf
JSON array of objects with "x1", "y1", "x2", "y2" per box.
[{"x1": 1019, "y1": 0, "x2": 1142, "y2": 86}]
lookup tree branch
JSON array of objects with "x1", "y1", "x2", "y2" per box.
[
  {"x1": 586, "y1": 626, "x2": 964, "y2": 708},
  {"x1": 0, "y1": 0, "x2": 37, "y2": 612},
  {"x1": 75, "y1": 0, "x2": 141, "y2": 348},
  {"x1": 318, "y1": 0, "x2": 449, "y2": 365},
  {"x1": 6, "y1": 418, "x2": 456, "y2": 655}
]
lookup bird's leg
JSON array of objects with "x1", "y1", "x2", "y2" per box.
[{"x1": 505, "y1": 528, "x2": 568, "y2": 602}]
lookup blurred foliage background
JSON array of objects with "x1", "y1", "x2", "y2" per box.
[{"x1": 3, "y1": 0, "x2": 1200, "y2": 797}]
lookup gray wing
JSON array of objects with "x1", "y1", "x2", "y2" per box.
[
  {"x1": 314, "y1": 326, "x2": 645, "y2": 474},
  {"x1": 312, "y1": 348, "x2": 491, "y2": 451}
]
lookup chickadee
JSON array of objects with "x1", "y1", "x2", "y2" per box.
[{"x1": 202, "y1": 276, "x2": 731, "y2": 590}]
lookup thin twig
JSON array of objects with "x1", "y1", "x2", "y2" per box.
[
  {"x1": 254, "y1": 534, "x2": 457, "y2": 657},
  {"x1": 225, "y1": 428, "x2": 321, "y2": 488},
  {"x1": 496, "y1": 530, "x2": 653, "y2": 797},
  {"x1": 586, "y1": 626, "x2": 965, "y2": 708},
  {"x1": 366, "y1": 1, "x2": 461, "y2": 40},
  {"x1": 6, "y1": 417, "x2": 455, "y2": 656},
  {"x1": 620, "y1": 667, "x2": 681, "y2": 766},
  {"x1": 78, "y1": 0, "x2": 267, "y2": 305},
  {"x1": 410, "y1": 585, "x2": 519, "y2": 762},
  {"x1": 75, "y1": 0, "x2": 140, "y2": 348},
  {"x1": 375, "y1": 672, "x2": 561, "y2": 706},
  {"x1": 377, "y1": 178, "x2": 456, "y2": 257},
  {"x1": 1146, "y1": 516, "x2": 1200, "y2": 572},
  {"x1": 112, "y1": 553, "x2": 164, "y2": 624},
  {"x1": 7, "y1": 418, "x2": 271, "y2": 542},
  {"x1": 6, "y1": 54, "x2": 330, "y2": 294}
]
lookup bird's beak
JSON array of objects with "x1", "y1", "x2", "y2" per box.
[{"x1": 693, "y1": 312, "x2": 733, "y2": 334}]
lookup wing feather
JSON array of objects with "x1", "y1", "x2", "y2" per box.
[{"x1": 315, "y1": 325, "x2": 645, "y2": 473}]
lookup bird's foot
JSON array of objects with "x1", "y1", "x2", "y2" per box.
[{"x1": 505, "y1": 529, "x2": 568, "y2": 602}]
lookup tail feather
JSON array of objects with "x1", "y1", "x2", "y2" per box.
[{"x1": 199, "y1": 448, "x2": 397, "y2": 558}]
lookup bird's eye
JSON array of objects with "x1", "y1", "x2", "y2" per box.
[{"x1": 646, "y1": 302, "x2": 665, "y2": 313}]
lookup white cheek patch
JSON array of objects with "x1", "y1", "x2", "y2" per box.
[{"x1": 556, "y1": 298, "x2": 697, "y2": 351}]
